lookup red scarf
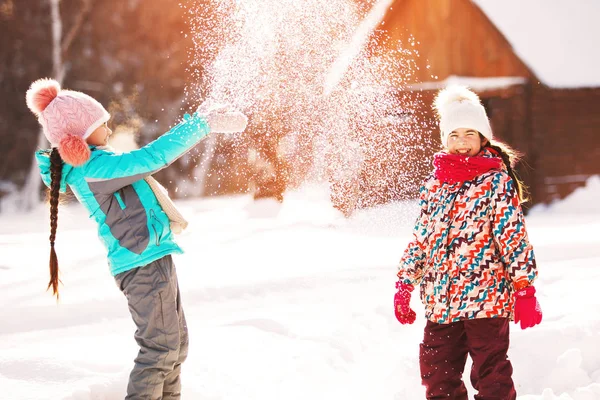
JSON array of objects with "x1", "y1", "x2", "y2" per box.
[{"x1": 433, "y1": 151, "x2": 503, "y2": 184}]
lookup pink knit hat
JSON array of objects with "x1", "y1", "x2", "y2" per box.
[{"x1": 26, "y1": 78, "x2": 110, "y2": 166}]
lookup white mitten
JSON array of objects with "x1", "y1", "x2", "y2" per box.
[
  {"x1": 196, "y1": 100, "x2": 248, "y2": 134},
  {"x1": 206, "y1": 111, "x2": 248, "y2": 133}
]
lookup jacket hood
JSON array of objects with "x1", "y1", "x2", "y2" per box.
[{"x1": 35, "y1": 149, "x2": 75, "y2": 193}]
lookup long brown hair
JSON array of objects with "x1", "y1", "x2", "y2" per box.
[
  {"x1": 48, "y1": 147, "x2": 63, "y2": 298},
  {"x1": 484, "y1": 139, "x2": 529, "y2": 203}
]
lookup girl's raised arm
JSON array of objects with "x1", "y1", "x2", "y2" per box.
[{"x1": 81, "y1": 113, "x2": 210, "y2": 194}]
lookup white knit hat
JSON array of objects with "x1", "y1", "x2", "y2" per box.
[{"x1": 433, "y1": 85, "x2": 492, "y2": 147}]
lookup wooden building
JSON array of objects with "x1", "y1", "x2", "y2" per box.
[{"x1": 368, "y1": 0, "x2": 600, "y2": 205}]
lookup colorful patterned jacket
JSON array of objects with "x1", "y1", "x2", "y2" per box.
[{"x1": 397, "y1": 148, "x2": 537, "y2": 324}]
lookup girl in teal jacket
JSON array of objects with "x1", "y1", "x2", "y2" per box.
[{"x1": 27, "y1": 78, "x2": 247, "y2": 399}]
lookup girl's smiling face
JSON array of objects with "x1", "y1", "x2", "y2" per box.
[{"x1": 446, "y1": 128, "x2": 487, "y2": 157}]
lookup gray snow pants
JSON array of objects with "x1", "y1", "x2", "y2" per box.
[{"x1": 115, "y1": 255, "x2": 189, "y2": 400}]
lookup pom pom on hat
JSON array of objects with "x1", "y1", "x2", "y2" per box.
[
  {"x1": 25, "y1": 77, "x2": 110, "y2": 166},
  {"x1": 434, "y1": 85, "x2": 481, "y2": 114},
  {"x1": 26, "y1": 78, "x2": 61, "y2": 115},
  {"x1": 433, "y1": 85, "x2": 493, "y2": 147}
]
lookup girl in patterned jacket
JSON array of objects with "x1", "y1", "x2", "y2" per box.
[
  {"x1": 26, "y1": 78, "x2": 247, "y2": 399},
  {"x1": 394, "y1": 85, "x2": 542, "y2": 400}
]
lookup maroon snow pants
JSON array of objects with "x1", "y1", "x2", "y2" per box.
[{"x1": 419, "y1": 318, "x2": 516, "y2": 400}]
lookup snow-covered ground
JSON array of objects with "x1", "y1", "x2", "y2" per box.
[{"x1": 1, "y1": 179, "x2": 600, "y2": 400}]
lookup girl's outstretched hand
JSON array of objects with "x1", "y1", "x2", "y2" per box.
[
  {"x1": 196, "y1": 100, "x2": 248, "y2": 134},
  {"x1": 513, "y1": 286, "x2": 543, "y2": 329},
  {"x1": 394, "y1": 281, "x2": 416, "y2": 325}
]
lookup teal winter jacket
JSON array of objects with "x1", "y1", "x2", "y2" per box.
[{"x1": 36, "y1": 113, "x2": 210, "y2": 276}]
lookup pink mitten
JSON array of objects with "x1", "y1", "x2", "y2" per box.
[
  {"x1": 513, "y1": 286, "x2": 543, "y2": 329},
  {"x1": 394, "y1": 281, "x2": 416, "y2": 324}
]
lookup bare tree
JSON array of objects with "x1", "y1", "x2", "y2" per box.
[{"x1": 19, "y1": 0, "x2": 92, "y2": 210}]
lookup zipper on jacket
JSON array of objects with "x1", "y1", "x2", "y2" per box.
[
  {"x1": 441, "y1": 182, "x2": 468, "y2": 317},
  {"x1": 149, "y1": 209, "x2": 164, "y2": 246}
]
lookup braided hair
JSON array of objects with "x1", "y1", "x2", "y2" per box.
[
  {"x1": 484, "y1": 139, "x2": 529, "y2": 203},
  {"x1": 48, "y1": 148, "x2": 63, "y2": 298}
]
